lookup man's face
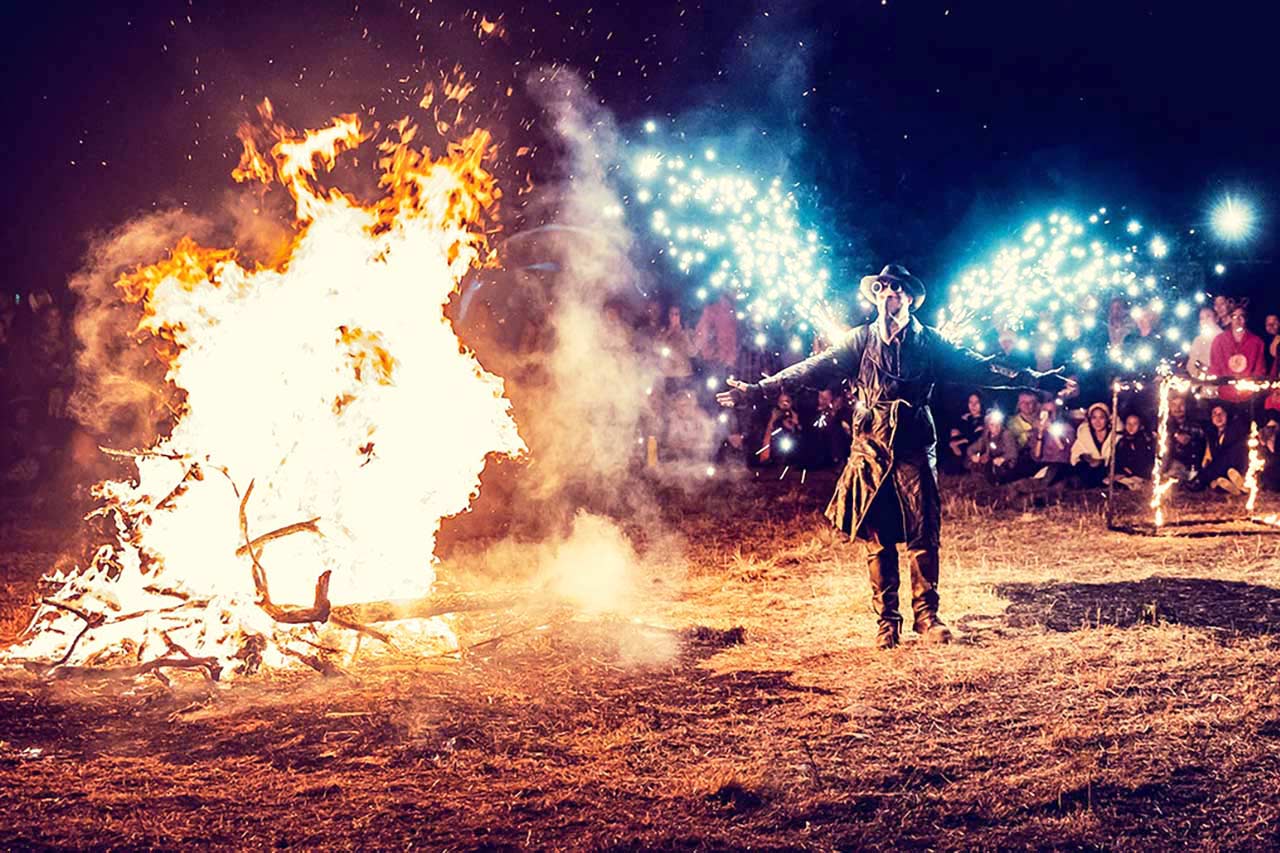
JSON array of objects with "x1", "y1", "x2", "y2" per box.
[
  {"x1": 1214, "y1": 295, "x2": 1228, "y2": 317},
  {"x1": 1266, "y1": 315, "x2": 1279, "y2": 336},
  {"x1": 1211, "y1": 407, "x2": 1228, "y2": 429},
  {"x1": 1200, "y1": 307, "x2": 1219, "y2": 329},
  {"x1": 817, "y1": 389, "x2": 833, "y2": 410},
  {"x1": 968, "y1": 394, "x2": 983, "y2": 417},
  {"x1": 1231, "y1": 308, "x2": 1247, "y2": 332},
  {"x1": 1018, "y1": 393, "x2": 1039, "y2": 419},
  {"x1": 874, "y1": 279, "x2": 910, "y2": 319},
  {"x1": 1169, "y1": 395, "x2": 1187, "y2": 419},
  {"x1": 1125, "y1": 415, "x2": 1141, "y2": 435}
]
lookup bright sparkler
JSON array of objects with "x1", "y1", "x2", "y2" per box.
[
  {"x1": 628, "y1": 148, "x2": 840, "y2": 339},
  {"x1": 936, "y1": 208, "x2": 1196, "y2": 374}
]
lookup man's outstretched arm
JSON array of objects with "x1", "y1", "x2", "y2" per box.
[
  {"x1": 930, "y1": 328, "x2": 1075, "y2": 395},
  {"x1": 717, "y1": 330, "x2": 863, "y2": 407}
]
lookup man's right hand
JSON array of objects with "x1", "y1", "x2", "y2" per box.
[{"x1": 716, "y1": 378, "x2": 756, "y2": 408}]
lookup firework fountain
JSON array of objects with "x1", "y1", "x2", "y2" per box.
[{"x1": 935, "y1": 208, "x2": 1203, "y2": 375}]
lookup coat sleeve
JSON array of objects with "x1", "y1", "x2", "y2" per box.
[
  {"x1": 925, "y1": 326, "x2": 1051, "y2": 390},
  {"x1": 757, "y1": 328, "x2": 862, "y2": 394}
]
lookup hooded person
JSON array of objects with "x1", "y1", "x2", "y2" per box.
[
  {"x1": 718, "y1": 264, "x2": 1073, "y2": 649},
  {"x1": 1070, "y1": 401, "x2": 1116, "y2": 488}
]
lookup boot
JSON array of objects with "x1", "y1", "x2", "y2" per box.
[
  {"x1": 868, "y1": 545, "x2": 903, "y2": 650},
  {"x1": 907, "y1": 547, "x2": 952, "y2": 645}
]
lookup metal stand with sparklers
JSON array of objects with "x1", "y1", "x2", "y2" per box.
[{"x1": 1106, "y1": 370, "x2": 1280, "y2": 536}]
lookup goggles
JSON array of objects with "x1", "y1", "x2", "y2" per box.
[{"x1": 871, "y1": 278, "x2": 904, "y2": 294}]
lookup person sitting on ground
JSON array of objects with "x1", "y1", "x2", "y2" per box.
[
  {"x1": 968, "y1": 410, "x2": 1025, "y2": 485},
  {"x1": 1163, "y1": 393, "x2": 1206, "y2": 482},
  {"x1": 1187, "y1": 306, "x2": 1223, "y2": 380},
  {"x1": 1006, "y1": 390, "x2": 1040, "y2": 451},
  {"x1": 1113, "y1": 413, "x2": 1157, "y2": 490},
  {"x1": 946, "y1": 391, "x2": 985, "y2": 473},
  {"x1": 1260, "y1": 418, "x2": 1280, "y2": 492},
  {"x1": 1211, "y1": 303, "x2": 1265, "y2": 406},
  {"x1": 813, "y1": 385, "x2": 853, "y2": 469},
  {"x1": 1187, "y1": 403, "x2": 1250, "y2": 494},
  {"x1": 1029, "y1": 393, "x2": 1076, "y2": 483},
  {"x1": 758, "y1": 391, "x2": 802, "y2": 463},
  {"x1": 1070, "y1": 402, "x2": 1116, "y2": 488}
]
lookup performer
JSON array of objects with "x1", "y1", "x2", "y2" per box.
[{"x1": 717, "y1": 264, "x2": 1074, "y2": 649}]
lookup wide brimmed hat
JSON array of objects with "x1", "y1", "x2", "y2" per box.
[{"x1": 859, "y1": 264, "x2": 927, "y2": 307}]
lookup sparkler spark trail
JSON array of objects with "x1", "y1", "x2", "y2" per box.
[
  {"x1": 628, "y1": 146, "x2": 842, "y2": 341},
  {"x1": 936, "y1": 208, "x2": 1199, "y2": 374}
]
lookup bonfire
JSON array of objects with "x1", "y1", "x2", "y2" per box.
[{"x1": 4, "y1": 99, "x2": 525, "y2": 680}]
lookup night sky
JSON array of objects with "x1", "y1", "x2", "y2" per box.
[{"x1": 4, "y1": 1, "x2": 1275, "y2": 308}]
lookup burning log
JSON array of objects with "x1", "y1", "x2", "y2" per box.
[{"x1": 329, "y1": 590, "x2": 526, "y2": 625}]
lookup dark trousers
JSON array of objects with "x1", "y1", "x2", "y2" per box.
[{"x1": 862, "y1": 486, "x2": 940, "y2": 628}]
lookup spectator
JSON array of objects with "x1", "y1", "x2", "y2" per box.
[
  {"x1": 664, "y1": 390, "x2": 716, "y2": 461},
  {"x1": 1264, "y1": 314, "x2": 1280, "y2": 377},
  {"x1": 1071, "y1": 402, "x2": 1116, "y2": 488},
  {"x1": 1113, "y1": 413, "x2": 1156, "y2": 489},
  {"x1": 814, "y1": 385, "x2": 853, "y2": 468},
  {"x1": 758, "y1": 391, "x2": 802, "y2": 464},
  {"x1": 946, "y1": 392, "x2": 985, "y2": 472},
  {"x1": 1186, "y1": 306, "x2": 1222, "y2": 380},
  {"x1": 1007, "y1": 390, "x2": 1040, "y2": 450},
  {"x1": 655, "y1": 304, "x2": 695, "y2": 392},
  {"x1": 693, "y1": 291, "x2": 738, "y2": 375},
  {"x1": 968, "y1": 410, "x2": 1025, "y2": 485},
  {"x1": 1211, "y1": 303, "x2": 1265, "y2": 405},
  {"x1": 1187, "y1": 403, "x2": 1249, "y2": 494},
  {"x1": 1213, "y1": 294, "x2": 1237, "y2": 329},
  {"x1": 1107, "y1": 297, "x2": 1135, "y2": 347},
  {"x1": 1260, "y1": 418, "x2": 1280, "y2": 492},
  {"x1": 1163, "y1": 393, "x2": 1206, "y2": 481},
  {"x1": 1029, "y1": 394, "x2": 1076, "y2": 482}
]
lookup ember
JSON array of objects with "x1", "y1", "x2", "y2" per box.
[{"x1": 3, "y1": 102, "x2": 524, "y2": 678}]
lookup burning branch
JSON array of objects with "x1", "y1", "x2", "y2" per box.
[
  {"x1": 237, "y1": 480, "x2": 332, "y2": 624},
  {"x1": 234, "y1": 517, "x2": 323, "y2": 557}
]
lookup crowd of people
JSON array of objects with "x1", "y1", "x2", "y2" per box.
[
  {"x1": 8, "y1": 278, "x2": 1280, "y2": 505},
  {"x1": 946, "y1": 294, "x2": 1280, "y2": 497},
  {"x1": 633, "y1": 287, "x2": 1280, "y2": 503}
]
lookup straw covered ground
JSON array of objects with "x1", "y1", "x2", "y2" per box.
[{"x1": 3, "y1": 472, "x2": 1280, "y2": 850}]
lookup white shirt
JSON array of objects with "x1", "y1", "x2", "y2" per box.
[{"x1": 1187, "y1": 326, "x2": 1221, "y2": 379}]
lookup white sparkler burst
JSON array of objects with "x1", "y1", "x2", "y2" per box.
[
  {"x1": 629, "y1": 149, "x2": 841, "y2": 340},
  {"x1": 935, "y1": 208, "x2": 1197, "y2": 374}
]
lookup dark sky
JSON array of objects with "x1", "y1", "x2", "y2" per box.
[{"x1": 4, "y1": 0, "x2": 1275, "y2": 306}]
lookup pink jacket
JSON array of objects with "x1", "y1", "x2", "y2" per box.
[{"x1": 1211, "y1": 330, "x2": 1265, "y2": 402}]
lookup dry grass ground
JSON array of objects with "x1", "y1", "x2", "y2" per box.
[{"x1": 3, "y1": 473, "x2": 1280, "y2": 850}]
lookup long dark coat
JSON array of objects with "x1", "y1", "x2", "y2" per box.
[{"x1": 758, "y1": 317, "x2": 1043, "y2": 549}]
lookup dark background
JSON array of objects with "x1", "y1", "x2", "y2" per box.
[{"x1": 3, "y1": 0, "x2": 1274, "y2": 310}]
